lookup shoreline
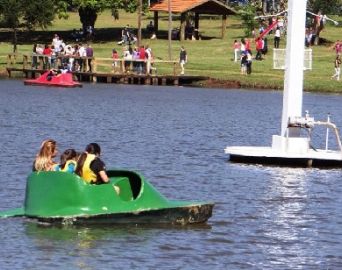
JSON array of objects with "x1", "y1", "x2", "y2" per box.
[
  {"x1": 198, "y1": 78, "x2": 283, "y2": 91},
  {"x1": 0, "y1": 71, "x2": 339, "y2": 94}
]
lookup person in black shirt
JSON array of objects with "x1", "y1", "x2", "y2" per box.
[
  {"x1": 179, "y1": 46, "x2": 187, "y2": 75},
  {"x1": 75, "y1": 143, "x2": 109, "y2": 184}
]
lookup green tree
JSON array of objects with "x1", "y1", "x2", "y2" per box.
[
  {"x1": 239, "y1": 4, "x2": 258, "y2": 37},
  {"x1": 244, "y1": 0, "x2": 342, "y2": 14},
  {"x1": 69, "y1": 0, "x2": 149, "y2": 44},
  {"x1": 307, "y1": 0, "x2": 342, "y2": 14},
  {"x1": 0, "y1": 0, "x2": 61, "y2": 52},
  {"x1": 71, "y1": 0, "x2": 104, "y2": 33},
  {"x1": 70, "y1": 0, "x2": 145, "y2": 34},
  {"x1": 239, "y1": 0, "x2": 341, "y2": 43}
]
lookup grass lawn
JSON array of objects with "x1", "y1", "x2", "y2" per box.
[{"x1": 0, "y1": 10, "x2": 341, "y2": 93}]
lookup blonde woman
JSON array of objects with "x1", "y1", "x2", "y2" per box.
[{"x1": 33, "y1": 139, "x2": 58, "y2": 172}]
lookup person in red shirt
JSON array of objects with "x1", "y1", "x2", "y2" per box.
[
  {"x1": 138, "y1": 45, "x2": 146, "y2": 74},
  {"x1": 244, "y1": 38, "x2": 251, "y2": 52},
  {"x1": 112, "y1": 49, "x2": 119, "y2": 73},
  {"x1": 255, "y1": 38, "x2": 263, "y2": 60},
  {"x1": 42, "y1": 44, "x2": 53, "y2": 69}
]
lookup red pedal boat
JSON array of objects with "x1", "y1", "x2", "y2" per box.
[{"x1": 24, "y1": 71, "x2": 82, "y2": 88}]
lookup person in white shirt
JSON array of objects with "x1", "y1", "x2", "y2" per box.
[
  {"x1": 77, "y1": 44, "x2": 87, "y2": 71},
  {"x1": 64, "y1": 45, "x2": 75, "y2": 71},
  {"x1": 274, "y1": 27, "x2": 281, "y2": 48},
  {"x1": 52, "y1": 34, "x2": 62, "y2": 51}
]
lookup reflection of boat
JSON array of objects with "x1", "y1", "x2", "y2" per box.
[
  {"x1": 24, "y1": 71, "x2": 82, "y2": 88},
  {"x1": 0, "y1": 170, "x2": 214, "y2": 225}
]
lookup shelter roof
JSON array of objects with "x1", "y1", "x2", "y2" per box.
[{"x1": 149, "y1": 0, "x2": 237, "y2": 15}]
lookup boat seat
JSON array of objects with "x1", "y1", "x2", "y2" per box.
[
  {"x1": 107, "y1": 170, "x2": 142, "y2": 200},
  {"x1": 111, "y1": 177, "x2": 134, "y2": 201}
]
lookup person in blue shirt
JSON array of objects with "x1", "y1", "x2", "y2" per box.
[{"x1": 55, "y1": 149, "x2": 77, "y2": 173}]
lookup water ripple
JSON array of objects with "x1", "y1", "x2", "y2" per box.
[{"x1": 0, "y1": 81, "x2": 341, "y2": 269}]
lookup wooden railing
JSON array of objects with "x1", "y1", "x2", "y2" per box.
[{"x1": 6, "y1": 53, "x2": 180, "y2": 76}]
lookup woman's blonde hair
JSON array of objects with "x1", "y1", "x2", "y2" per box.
[{"x1": 34, "y1": 139, "x2": 57, "y2": 171}]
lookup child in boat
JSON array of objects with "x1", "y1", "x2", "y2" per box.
[
  {"x1": 33, "y1": 139, "x2": 58, "y2": 172},
  {"x1": 46, "y1": 69, "x2": 57, "y2": 81},
  {"x1": 55, "y1": 149, "x2": 77, "y2": 173},
  {"x1": 75, "y1": 143, "x2": 120, "y2": 194}
]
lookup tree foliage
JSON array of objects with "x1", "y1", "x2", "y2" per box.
[
  {"x1": 244, "y1": 0, "x2": 342, "y2": 14},
  {"x1": 307, "y1": 0, "x2": 342, "y2": 14},
  {"x1": 239, "y1": 4, "x2": 258, "y2": 37},
  {"x1": 0, "y1": 0, "x2": 60, "y2": 51},
  {"x1": 67, "y1": 0, "x2": 147, "y2": 31}
]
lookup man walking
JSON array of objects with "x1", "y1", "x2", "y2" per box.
[{"x1": 179, "y1": 46, "x2": 187, "y2": 75}]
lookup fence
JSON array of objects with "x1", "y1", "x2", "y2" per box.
[{"x1": 6, "y1": 53, "x2": 180, "y2": 76}]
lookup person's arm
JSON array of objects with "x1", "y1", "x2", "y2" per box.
[
  {"x1": 98, "y1": 170, "x2": 109, "y2": 183},
  {"x1": 91, "y1": 158, "x2": 109, "y2": 183}
]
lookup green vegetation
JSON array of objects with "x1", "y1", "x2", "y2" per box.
[{"x1": 0, "y1": 10, "x2": 341, "y2": 93}]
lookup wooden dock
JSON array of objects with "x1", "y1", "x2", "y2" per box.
[
  {"x1": 6, "y1": 67, "x2": 208, "y2": 86},
  {"x1": 5, "y1": 53, "x2": 209, "y2": 86}
]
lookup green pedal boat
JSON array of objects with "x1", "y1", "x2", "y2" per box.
[{"x1": 0, "y1": 170, "x2": 214, "y2": 225}]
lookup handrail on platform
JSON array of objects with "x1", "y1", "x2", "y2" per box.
[{"x1": 7, "y1": 53, "x2": 180, "y2": 76}]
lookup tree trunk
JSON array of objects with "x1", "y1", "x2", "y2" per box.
[
  {"x1": 13, "y1": 28, "x2": 17, "y2": 53},
  {"x1": 78, "y1": 6, "x2": 98, "y2": 33},
  {"x1": 137, "y1": 0, "x2": 142, "y2": 47},
  {"x1": 262, "y1": 0, "x2": 268, "y2": 14}
]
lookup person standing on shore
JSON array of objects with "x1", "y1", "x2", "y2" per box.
[
  {"x1": 86, "y1": 44, "x2": 94, "y2": 72},
  {"x1": 331, "y1": 55, "x2": 341, "y2": 81},
  {"x1": 179, "y1": 46, "x2": 187, "y2": 75},
  {"x1": 246, "y1": 50, "x2": 252, "y2": 75},
  {"x1": 233, "y1": 40, "x2": 240, "y2": 62},
  {"x1": 332, "y1": 40, "x2": 342, "y2": 56},
  {"x1": 274, "y1": 27, "x2": 281, "y2": 48},
  {"x1": 240, "y1": 52, "x2": 247, "y2": 75},
  {"x1": 255, "y1": 37, "x2": 263, "y2": 60}
]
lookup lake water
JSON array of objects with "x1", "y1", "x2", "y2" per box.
[{"x1": 0, "y1": 80, "x2": 341, "y2": 269}]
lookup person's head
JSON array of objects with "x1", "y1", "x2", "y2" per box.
[
  {"x1": 38, "y1": 139, "x2": 57, "y2": 158},
  {"x1": 60, "y1": 149, "x2": 77, "y2": 169},
  {"x1": 34, "y1": 139, "x2": 58, "y2": 171},
  {"x1": 85, "y1": 143, "x2": 101, "y2": 156},
  {"x1": 75, "y1": 143, "x2": 101, "y2": 176}
]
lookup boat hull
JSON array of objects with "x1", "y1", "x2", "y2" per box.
[
  {"x1": 226, "y1": 146, "x2": 342, "y2": 167},
  {"x1": 30, "y1": 204, "x2": 214, "y2": 225},
  {"x1": 24, "y1": 72, "x2": 82, "y2": 88},
  {"x1": 24, "y1": 81, "x2": 82, "y2": 88},
  {"x1": 0, "y1": 170, "x2": 214, "y2": 225}
]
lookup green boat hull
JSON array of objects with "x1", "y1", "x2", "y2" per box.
[{"x1": 0, "y1": 170, "x2": 214, "y2": 225}]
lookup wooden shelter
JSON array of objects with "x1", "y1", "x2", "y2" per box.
[{"x1": 149, "y1": 0, "x2": 237, "y2": 41}]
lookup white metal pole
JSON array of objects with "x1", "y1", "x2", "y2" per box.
[
  {"x1": 280, "y1": 0, "x2": 307, "y2": 137},
  {"x1": 325, "y1": 114, "x2": 330, "y2": 151}
]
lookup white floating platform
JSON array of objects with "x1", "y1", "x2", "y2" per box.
[{"x1": 225, "y1": 146, "x2": 342, "y2": 167}]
